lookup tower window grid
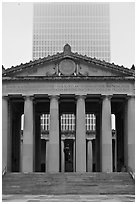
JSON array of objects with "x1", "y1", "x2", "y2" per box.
[{"x1": 33, "y1": 3, "x2": 110, "y2": 62}]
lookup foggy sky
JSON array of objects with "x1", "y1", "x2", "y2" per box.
[{"x1": 2, "y1": 2, "x2": 135, "y2": 69}]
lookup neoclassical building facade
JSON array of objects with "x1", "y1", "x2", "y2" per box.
[{"x1": 2, "y1": 44, "x2": 135, "y2": 173}]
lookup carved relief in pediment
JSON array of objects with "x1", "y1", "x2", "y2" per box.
[
  {"x1": 58, "y1": 60, "x2": 90, "y2": 76},
  {"x1": 59, "y1": 59, "x2": 76, "y2": 76},
  {"x1": 17, "y1": 63, "x2": 57, "y2": 76},
  {"x1": 12, "y1": 57, "x2": 123, "y2": 78},
  {"x1": 45, "y1": 65, "x2": 56, "y2": 76},
  {"x1": 27, "y1": 67, "x2": 38, "y2": 74},
  {"x1": 78, "y1": 64, "x2": 89, "y2": 76}
]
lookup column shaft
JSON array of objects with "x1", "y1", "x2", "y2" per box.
[
  {"x1": 127, "y1": 96, "x2": 135, "y2": 172},
  {"x1": 73, "y1": 140, "x2": 75, "y2": 172},
  {"x1": 124, "y1": 105, "x2": 128, "y2": 168},
  {"x1": 101, "y1": 96, "x2": 112, "y2": 172},
  {"x1": 2, "y1": 97, "x2": 8, "y2": 172},
  {"x1": 47, "y1": 96, "x2": 59, "y2": 172},
  {"x1": 61, "y1": 140, "x2": 64, "y2": 172},
  {"x1": 46, "y1": 141, "x2": 49, "y2": 172},
  {"x1": 22, "y1": 96, "x2": 34, "y2": 172},
  {"x1": 76, "y1": 96, "x2": 86, "y2": 172},
  {"x1": 87, "y1": 140, "x2": 93, "y2": 172}
]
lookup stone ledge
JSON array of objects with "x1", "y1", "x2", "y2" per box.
[{"x1": 2, "y1": 76, "x2": 135, "y2": 82}]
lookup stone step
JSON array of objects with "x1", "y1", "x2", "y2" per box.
[{"x1": 3, "y1": 172, "x2": 135, "y2": 195}]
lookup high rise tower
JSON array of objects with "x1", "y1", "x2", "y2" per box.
[{"x1": 33, "y1": 3, "x2": 110, "y2": 62}]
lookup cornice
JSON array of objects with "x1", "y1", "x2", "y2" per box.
[{"x1": 2, "y1": 76, "x2": 135, "y2": 82}]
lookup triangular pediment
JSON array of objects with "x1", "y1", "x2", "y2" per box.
[{"x1": 3, "y1": 44, "x2": 134, "y2": 78}]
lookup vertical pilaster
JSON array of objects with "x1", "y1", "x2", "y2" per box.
[
  {"x1": 47, "y1": 95, "x2": 59, "y2": 172},
  {"x1": 22, "y1": 96, "x2": 34, "y2": 172},
  {"x1": 76, "y1": 95, "x2": 86, "y2": 172},
  {"x1": 2, "y1": 96, "x2": 8, "y2": 172},
  {"x1": 127, "y1": 96, "x2": 135, "y2": 172},
  {"x1": 87, "y1": 140, "x2": 93, "y2": 172},
  {"x1": 101, "y1": 95, "x2": 112, "y2": 172},
  {"x1": 61, "y1": 140, "x2": 64, "y2": 172}
]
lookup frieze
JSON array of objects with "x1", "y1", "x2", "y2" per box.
[
  {"x1": 3, "y1": 81, "x2": 134, "y2": 95},
  {"x1": 54, "y1": 83, "x2": 131, "y2": 92}
]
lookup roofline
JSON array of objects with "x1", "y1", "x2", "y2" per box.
[{"x1": 2, "y1": 45, "x2": 135, "y2": 77}]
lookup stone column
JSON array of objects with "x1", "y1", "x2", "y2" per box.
[
  {"x1": 73, "y1": 140, "x2": 75, "y2": 172},
  {"x1": 76, "y1": 95, "x2": 86, "y2": 172},
  {"x1": 96, "y1": 112, "x2": 101, "y2": 172},
  {"x1": 35, "y1": 113, "x2": 41, "y2": 172},
  {"x1": 124, "y1": 104, "x2": 128, "y2": 168},
  {"x1": 46, "y1": 141, "x2": 49, "y2": 172},
  {"x1": 20, "y1": 135, "x2": 23, "y2": 172},
  {"x1": 47, "y1": 95, "x2": 59, "y2": 172},
  {"x1": 87, "y1": 140, "x2": 93, "y2": 172},
  {"x1": 101, "y1": 95, "x2": 112, "y2": 172},
  {"x1": 61, "y1": 140, "x2": 64, "y2": 172},
  {"x1": 22, "y1": 96, "x2": 34, "y2": 172},
  {"x1": 127, "y1": 96, "x2": 135, "y2": 172},
  {"x1": 2, "y1": 96, "x2": 8, "y2": 172}
]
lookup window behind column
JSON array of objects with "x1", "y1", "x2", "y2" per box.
[
  {"x1": 61, "y1": 114, "x2": 75, "y2": 132},
  {"x1": 86, "y1": 114, "x2": 96, "y2": 132},
  {"x1": 40, "y1": 113, "x2": 96, "y2": 133},
  {"x1": 40, "y1": 114, "x2": 50, "y2": 139},
  {"x1": 86, "y1": 113, "x2": 96, "y2": 172}
]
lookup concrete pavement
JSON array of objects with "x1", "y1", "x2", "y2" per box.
[{"x1": 2, "y1": 194, "x2": 135, "y2": 202}]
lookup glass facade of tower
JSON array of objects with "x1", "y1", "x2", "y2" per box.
[{"x1": 33, "y1": 3, "x2": 110, "y2": 62}]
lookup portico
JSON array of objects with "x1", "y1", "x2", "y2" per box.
[{"x1": 2, "y1": 45, "x2": 135, "y2": 174}]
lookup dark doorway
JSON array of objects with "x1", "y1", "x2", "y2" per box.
[
  {"x1": 34, "y1": 98, "x2": 50, "y2": 172},
  {"x1": 64, "y1": 140, "x2": 73, "y2": 172},
  {"x1": 41, "y1": 139, "x2": 46, "y2": 172},
  {"x1": 10, "y1": 98, "x2": 24, "y2": 172}
]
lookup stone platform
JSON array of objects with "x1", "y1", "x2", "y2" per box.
[{"x1": 2, "y1": 172, "x2": 135, "y2": 202}]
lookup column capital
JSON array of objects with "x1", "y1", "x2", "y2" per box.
[
  {"x1": 76, "y1": 95, "x2": 86, "y2": 100},
  {"x1": 126, "y1": 95, "x2": 135, "y2": 100},
  {"x1": 2, "y1": 95, "x2": 9, "y2": 100},
  {"x1": 23, "y1": 95, "x2": 34, "y2": 100},
  {"x1": 101, "y1": 95, "x2": 112, "y2": 100},
  {"x1": 49, "y1": 95, "x2": 59, "y2": 100}
]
